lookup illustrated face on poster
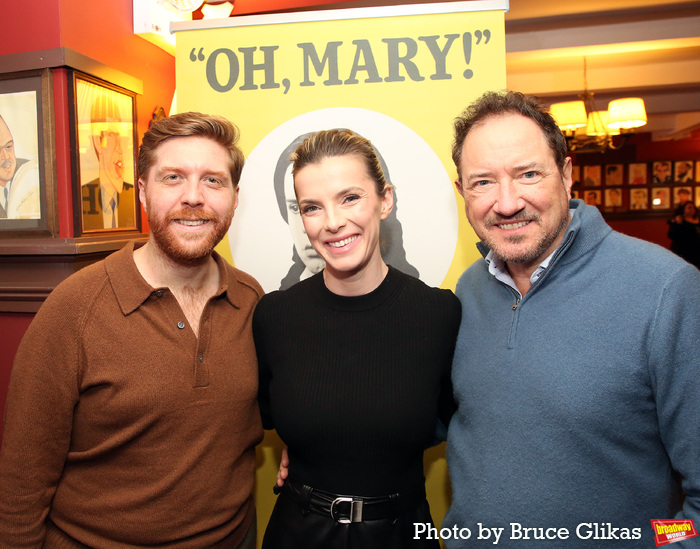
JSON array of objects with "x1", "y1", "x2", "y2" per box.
[
  {"x1": 280, "y1": 160, "x2": 326, "y2": 280},
  {"x1": 229, "y1": 107, "x2": 458, "y2": 293}
]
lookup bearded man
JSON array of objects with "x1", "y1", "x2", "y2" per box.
[
  {"x1": 444, "y1": 91, "x2": 700, "y2": 547},
  {"x1": 0, "y1": 112, "x2": 263, "y2": 549}
]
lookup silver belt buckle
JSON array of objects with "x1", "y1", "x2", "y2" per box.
[{"x1": 330, "y1": 497, "x2": 364, "y2": 523}]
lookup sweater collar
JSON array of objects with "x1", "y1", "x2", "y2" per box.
[
  {"x1": 556, "y1": 199, "x2": 612, "y2": 267},
  {"x1": 312, "y1": 265, "x2": 404, "y2": 311},
  {"x1": 105, "y1": 241, "x2": 240, "y2": 315}
]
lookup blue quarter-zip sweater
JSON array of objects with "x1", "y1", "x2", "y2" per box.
[{"x1": 444, "y1": 199, "x2": 700, "y2": 548}]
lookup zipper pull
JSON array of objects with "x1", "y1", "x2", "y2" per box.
[{"x1": 512, "y1": 298, "x2": 520, "y2": 310}]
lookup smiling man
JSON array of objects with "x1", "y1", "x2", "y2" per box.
[
  {"x1": 0, "y1": 112, "x2": 263, "y2": 549},
  {"x1": 444, "y1": 91, "x2": 700, "y2": 547}
]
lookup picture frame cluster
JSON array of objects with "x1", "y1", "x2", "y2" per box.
[{"x1": 571, "y1": 160, "x2": 699, "y2": 215}]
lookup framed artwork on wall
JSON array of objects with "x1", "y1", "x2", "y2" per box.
[
  {"x1": 572, "y1": 165, "x2": 581, "y2": 186},
  {"x1": 605, "y1": 188, "x2": 623, "y2": 208},
  {"x1": 0, "y1": 69, "x2": 57, "y2": 236},
  {"x1": 583, "y1": 189, "x2": 601, "y2": 206},
  {"x1": 651, "y1": 187, "x2": 671, "y2": 210},
  {"x1": 628, "y1": 163, "x2": 647, "y2": 185},
  {"x1": 629, "y1": 188, "x2": 648, "y2": 210},
  {"x1": 574, "y1": 160, "x2": 699, "y2": 217},
  {"x1": 674, "y1": 161, "x2": 693, "y2": 184},
  {"x1": 652, "y1": 161, "x2": 672, "y2": 185},
  {"x1": 604, "y1": 164, "x2": 623, "y2": 186},
  {"x1": 673, "y1": 187, "x2": 693, "y2": 207},
  {"x1": 69, "y1": 71, "x2": 139, "y2": 235},
  {"x1": 582, "y1": 165, "x2": 601, "y2": 187}
]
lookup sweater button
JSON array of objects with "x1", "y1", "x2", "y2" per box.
[
  {"x1": 156, "y1": 290, "x2": 164, "y2": 297},
  {"x1": 177, "y1": 321, "x2": 185, "y2": 329}
]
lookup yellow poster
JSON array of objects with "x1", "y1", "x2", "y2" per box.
[
  {"x1": 173, "y1": 3, "x2": 506, "y2": 543},
  {"x1": 174, "y1": 1, "x2": 506, "y2": 292}
]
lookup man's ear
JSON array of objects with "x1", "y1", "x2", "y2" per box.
[
  {"x1": 562, "y1": 157, "x2": 574, "y2": 200},
  {"x1": 138, "y1": 179, "x2": 147, "y2": 213},
  {"x1": 454, "y1": 178, "x2": 464, "y2": 195}
]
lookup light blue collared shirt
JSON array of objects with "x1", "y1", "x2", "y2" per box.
[{"x1": 484, "y1": 209, "x2": 575, "y2": 298}]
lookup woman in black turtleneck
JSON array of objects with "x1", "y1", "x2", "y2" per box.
[{"x1": 254, "y1": 129, "x2": 460, "y2": 549}]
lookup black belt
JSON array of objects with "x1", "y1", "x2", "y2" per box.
[{"x1": 277, "y1": 479, "x2": 426, "y2": 523}]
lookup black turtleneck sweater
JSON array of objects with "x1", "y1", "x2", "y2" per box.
[{"x1": 254, "y1": 266, "x2": 461, "y2": 496}]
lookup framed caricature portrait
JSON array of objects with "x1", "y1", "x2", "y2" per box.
[
  {"x1": 582, "y1": 165, "x2": 601, "y2": 187},
  {"x1": 604, "y1": 164, "x2": 623, "y2": 187},
  {"x1": 629, "y1": 188, "x2": 648, "y2": 210},
  {"x1": 605, "y1": 188, "x2": 623, "y2": 208},
  {"x1": 651, "y1": 187, "x2": 671, "y2": 210},
  {"x1": 583, "y1": 189, "x2": 601, "y2": 206},
  {"x1": 652, "y1": 161, "x2": 672, "y2": 185},
  {"x1": 0, "y1": 70, "x2": 56, "y2": 235},
  {"x1": 70, "y1": 72, "x2": 139, "y2": 234},
  {"x1": 572, "y1": 165, "x2": 581, "y2": 187},
  {"x1": 673, "y1": 187, "x2": 693, "y2": 207},
  {"x1": 674, "y1": 161, "x2": 693, "y2": 184},
  {"x1": 628, "y1": 163, "x2": 647, "y2": 185}
]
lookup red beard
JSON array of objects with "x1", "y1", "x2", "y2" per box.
[{"x1": 147, "y1": 206, "x2": 233, "y2": 266}]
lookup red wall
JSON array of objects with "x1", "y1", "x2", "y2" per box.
[
  {"x1": 57, "y1": 0, "x2": 176, "y2": 139},
  {"x1": 0, "y1": 314, "x2": 34, "y2": 442},
  {"x1": 0, "y1": 0, "x2": 175, "y2": 440},
  {"x1": 0, "y1": 0, "x2": 62, "y2": 54},
  {"x1": 609, "y1": 218, "x2": 670, "y2": 248}
]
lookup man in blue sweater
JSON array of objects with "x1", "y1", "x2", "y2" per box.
[{"x1": 441, "y1": 91, "x2": 700, "y2": 547}]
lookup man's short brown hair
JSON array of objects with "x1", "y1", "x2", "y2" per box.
[{"x1": 138, "y1": 112, "x2": 244, "y2": 185}]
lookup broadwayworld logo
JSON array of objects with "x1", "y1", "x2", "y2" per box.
[{"x1": 650, "y1": 519, "x2": 698, "y2": 546}]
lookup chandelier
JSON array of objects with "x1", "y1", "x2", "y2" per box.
[{"x1": 549, "y1": 58, "x2": 647, "y2": 153}]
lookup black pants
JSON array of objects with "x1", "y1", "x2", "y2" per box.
[{"x1": 262, "y1": 487, "x2": 440, "y2": 549}]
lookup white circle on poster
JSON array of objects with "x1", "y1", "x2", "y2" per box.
[{"x1": 229, "y1": 107, "x2": 458, "y2": 293}]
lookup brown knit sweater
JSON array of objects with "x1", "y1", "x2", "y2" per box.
[{"x1": 0, "y1": 243, "x2": 264, "y2": 548}]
